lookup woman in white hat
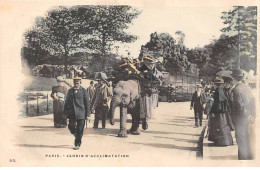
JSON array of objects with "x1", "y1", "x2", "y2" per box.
[{"x1": 51, "y1": 76, "x2": 68, "y2": 128}]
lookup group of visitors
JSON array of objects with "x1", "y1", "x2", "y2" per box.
[
  {"x1": 49, "y1": 62, "x2": 255, "y2": 160},
  {"x1": 190, "y1": 68, "x2": 255, "y2": 160}
]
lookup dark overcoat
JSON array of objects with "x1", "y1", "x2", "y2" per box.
[
  {"x1": 210, "y1": 88, "x2": 229, "y2": 114},
  {"x1": 64, "y1": 86, "x2": 90, "y2": 120},
  {"x1": 190, "y1": 91, "x2": 206, "y2": 111}
]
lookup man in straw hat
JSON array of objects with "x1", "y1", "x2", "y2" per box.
[
  {"x1": 64, "y1": 77, "x2": 90, "y2": 150},
  {"x1": 51, "y1": 76, "x2": 67, "y2": 128},
  {"x1": 91, "y1": 75, "x2": 113, "y2": 129},
  {"x1": 190, "y1": 84, "x2": 206, "y2": 127},
  {"x1": 230, "y1": 69, "x2": 255, "y2": 159}
]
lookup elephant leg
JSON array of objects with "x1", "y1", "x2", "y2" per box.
[
  {"x1": 127, "y1": 113, "x2": 135, "y2": 134},
  {"x1": 131, "y1": 110, "x2": 140, "y2": 135},
  {"x1": 118, "y1": 106, "x2": 128, "y2": 137}
]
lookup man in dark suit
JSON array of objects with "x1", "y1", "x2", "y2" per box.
[
  {"x1": 166, "y1": 84, "x2": 174, "y2": 103},
  {"x1": 190, "y1": 84, "x2": 206, "y2": 127},
  {"x1": 230, "y1": 69, "x2": 255, "y2": 160},
  {"x1": 64, "y1": 77, "x2": 90, "y2": 150}
]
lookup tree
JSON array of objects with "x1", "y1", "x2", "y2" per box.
[
  {"x1": 22, "y1": 29, "x2": 50, "y2": 67},
  {"x1": 22, "y1": 6, "x2": 140, "y2": 71},
  {"x1": 221, "y1": 6, "x2": 257, "y2": 71},
  {"x1": 175, "y1": 30, "x2": 185, "y2": 46},
  {"x1": 139, "y1": 32, "x2": 191, "y2": 73},
  {"x1": 84, "y1": 6, "x2": 141, "y2": 70},
  {"x1": 35, "y1": 6, "x2": 94, "y2": 70}
]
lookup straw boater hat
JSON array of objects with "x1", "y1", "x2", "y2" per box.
[
  {"x1": 143, "y1": 56, "x2": 154, "y2": 62},
  {"x1": 73, "y1": 77, "x2": 82, "y2": 80},
  {"x1": 56, "y1": 76, "x2": 65, "y2": 82}
]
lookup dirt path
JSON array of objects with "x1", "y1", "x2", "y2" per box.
[{"x1": 3, "y1": 102, "x2": 206, "y2": 166}]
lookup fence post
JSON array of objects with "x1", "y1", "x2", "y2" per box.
[
  {"x1": 26, "y1": 95, "x2": 28, "y2": 115},
  {"x1": 175, "y1": 75, "x2": 177, "y2": 100},
  {"x1": 187, "y1": 73, "x2": 188, "y2": 99},
  {"x1": 47, "y1": 94, "x2": 49, "y2": 112},
  {"x1": 182, "y1": 75, "x2": 183, "y2": 101},
  {"x1": 37, "y1": 93, "x2": 39, "y2": 115}
]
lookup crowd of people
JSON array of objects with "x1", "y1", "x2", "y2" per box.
[
  {"x1": 49, "y1": 55, "x2": 162, "y2": 150},
  {"x1": 49, "y1": 56, "x2": 256, "y2": 159},
  {"x1": 190, "y1": 68, "x2": 255, "y2": 160}
]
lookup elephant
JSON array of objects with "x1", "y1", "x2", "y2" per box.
[{"x1": 109, "y1": 79, "x2": 148, "y2": 137}]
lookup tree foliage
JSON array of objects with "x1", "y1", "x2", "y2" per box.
[
  {"x1": 220, "y1": 6, "x2": 257, "y2": 71},
  {"x1": 22, "y1": 6, "x2": 140, "y2": 70},
  {"x1": 139, "y1": 32, "x2": 192, "y2": 73}
]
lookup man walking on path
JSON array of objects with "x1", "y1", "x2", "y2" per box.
[
  {"x1": 190, "y1": 84, "x2": 206, "y2": 127},
  {"x1": 91, "y1": 78, "x2": 113, "y2": 129},
  {"x1": 64, "y1": 77, "x2": 90, "y2": 150},
  {"x1": 230, "y1": 69, "x2": 255, "y2": 160}
]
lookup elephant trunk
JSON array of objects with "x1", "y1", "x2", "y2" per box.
[{"x1": 109, "y1": 98, "x2": 119, "y2": 125}]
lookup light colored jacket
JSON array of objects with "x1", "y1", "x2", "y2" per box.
[{"x1": 91, "y1": 84, "x2": 113, "y2": 111}]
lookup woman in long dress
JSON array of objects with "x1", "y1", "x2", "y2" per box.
[
  {"x1": 208, "y1": 76, "x2": 233, "y2": 146},
  {"x1": 51, "y1": 76, "x2": 67, "y2": 128}
]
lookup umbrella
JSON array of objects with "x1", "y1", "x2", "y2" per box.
[
  {"x1": 94, "y1": 72, "x2": 108, "y2": 80},
  {"x1": 216, "y1": 70, "x2": 232, "y2": 79}
]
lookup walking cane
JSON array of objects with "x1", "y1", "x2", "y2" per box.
[{"x1": 86, "y1": 117, "x2": 90, "y2": 129}]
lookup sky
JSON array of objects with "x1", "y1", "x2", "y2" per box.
[
  {"x1": 116, "y1": 6, "x2": 233, "y2": 58},
  {"x1": 10, "y1": 3, "x2": 232, "y2": 58}
]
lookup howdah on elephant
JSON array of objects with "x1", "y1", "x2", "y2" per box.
[{"x1": 109, "y1": 79, "x2": 148, "y2": 137}]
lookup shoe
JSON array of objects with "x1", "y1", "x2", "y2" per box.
[
  {"x1": 102, "y1": 127, "x2": 105, "y2": 129},
  {"x1": 93, "y1": 126, "x2": 98, "y2": 129},
  {"x1": 74, "y1": 146, "x2": 80, "y2": 150}
]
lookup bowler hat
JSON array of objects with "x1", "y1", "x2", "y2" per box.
[
  {"x1": 232, "y1": 69, "x2": 245, "y2": 77},
  {"x1": 56, "y1": 76, "x2": 65, "y2": 82},
  {"x1": 212, "y1": 76, "x2": 224, "y2": 84}
]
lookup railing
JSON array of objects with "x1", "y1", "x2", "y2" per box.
[{"x1": 24, "y1": 93, "x2": 52, "y2": 116}]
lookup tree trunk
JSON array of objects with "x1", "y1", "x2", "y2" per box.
[
  {"x1": 64, "y1": 47, "x2": 68, "y2": 72},
  {"x1": 101, "y1": 33, "x2": 106, "y2": 71}
]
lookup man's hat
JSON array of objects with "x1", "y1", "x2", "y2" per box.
[
  {"x1": 73, "y1": 77, "x2": 82, "y2": 80},
  {"x1": 231, "y1": 69, "x2": 245, "y2": 77},
  {"x1": 56, "y1": 76, "x2": 65, "y2": 82},
  {"x1": 212, "y1": 76, "x2": 224, "y2": 84},
  {"x1": 143, "y1": 56, "x2": 154, "y2": 62}
]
